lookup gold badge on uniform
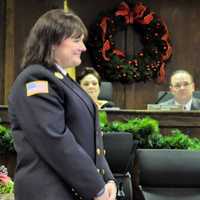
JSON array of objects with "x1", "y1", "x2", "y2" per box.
[
  {"x1": 26, "y1": 81, "x2": 48, "y2": 96},
  {"x1": 96, "y1": 148, "x2": 101, "y2": 155},
  {"x1": 54, "y1": 72, "x2": 64, "y2": 79}
]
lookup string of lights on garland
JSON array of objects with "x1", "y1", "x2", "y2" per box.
[{"x1": 87, "y1": 1, "x2": 172, "y2": 83}]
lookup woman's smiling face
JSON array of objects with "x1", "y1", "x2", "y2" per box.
[
  {"x1": 80, "y1": 74, "x2": 100, "y2": 100},
  {"x1": 54, "y1": 34, "x2": 86, "y2": 69}
]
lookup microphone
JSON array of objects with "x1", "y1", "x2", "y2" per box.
[{"x1": 155, "y1": 91, "x2": 169, "y2": 104}]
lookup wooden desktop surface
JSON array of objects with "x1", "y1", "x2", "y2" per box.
[{"x1": 1, "y1": 106, "x2": 200, "y2": 137}]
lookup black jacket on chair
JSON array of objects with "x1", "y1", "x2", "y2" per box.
[{"x1": 8, "y1": 64, "x2": 114, "y2": 200}]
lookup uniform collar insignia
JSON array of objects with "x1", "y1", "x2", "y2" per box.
[{"x1": 54, "y1": 72, "x2": 64, "y2": 80}]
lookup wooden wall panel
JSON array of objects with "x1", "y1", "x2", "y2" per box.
[
  {"x1": 1, "y1": 0, "x2": 63, "y2": 104},
  {"x1": 4, "y1": 0, "x2": 15, "y2": 104},
  {"x1": 68, "y1": 0, "x2": 200, "y2": 109},
  {"x1": 2, "y1": 0, "x2": 200, "y2": 109},
  {"x1": 14, "y1": 0, "x2": 64, "y2": 75},
  {"x1": 0, "y1": 0, "x2": 5, "y2": 104},
  {"x1": 112, "y1": 82, "x2": 126, "y2": 108}
]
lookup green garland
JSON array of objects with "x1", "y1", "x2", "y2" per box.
[
  {"x1": 88, "y1": 1, "x2": 172, "y2": 83},
  {"x1": 99, "y1": 112, "x2": 200, "y2": 150},
  {"x1": 0, "y1": 125, "x2": 14, "y2": 153}
]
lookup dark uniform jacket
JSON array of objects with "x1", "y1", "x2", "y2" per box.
[
  {"x1": 8, "y1": 64, "x2": 114, "y2": 200},
  {"x1": 159, "y1": 97, "x2": 200, "y2": 110}
]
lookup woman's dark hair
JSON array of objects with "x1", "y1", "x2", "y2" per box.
[
  {"x1": 21, "y1": 9, "x2": 87, "y2": 68},
  {"x1": 77, "y1": 67, "x2": 101, "y2": 84}
]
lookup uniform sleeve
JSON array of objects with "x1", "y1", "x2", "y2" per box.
[
  {"x1": 11, "y1": 79, "x2": 105, "y2": 200},
  {"x1": 94, "y1": 109, "x2": 115, "y2": 183},
  {"x1": 102, "y1": 156, "x2": 115, "y2": 182}
]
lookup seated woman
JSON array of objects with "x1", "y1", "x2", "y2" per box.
[{"x1": 77, "y1": 67, "x2": 114, "y2": 109}]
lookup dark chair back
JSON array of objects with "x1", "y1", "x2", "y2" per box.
[
  {"x1": 103, "y1": 132, "x2": 138, "y2": 200},
  {"x1": 99, "y1": 81, "x2": 113, "y2": 101},
  {"x1": 137, "y1": 149, "x2": 200, "y2": 200},
  {"x1": 103, "y1": 132, "x2": 137, "y2": 173}
]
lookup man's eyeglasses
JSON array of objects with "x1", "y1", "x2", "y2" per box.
[{"x1": 171, "y1": 82, "x2": 193, "y2": 89}]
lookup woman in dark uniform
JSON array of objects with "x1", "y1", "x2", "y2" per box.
[{"x1": 8, "y1": 9, "x2": 116, "y2": 200}]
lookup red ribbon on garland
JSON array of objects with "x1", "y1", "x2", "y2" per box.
[
  {"x1": 113, "y1": 49, "x2": 125, "y2": 57},
  {"x1": 158, "y1": 63, "x2": 166, "y2": 83},
  {"x1": 134, "y1": 2, "x2": 147, "y2": 18},
  {"x1": 161, "y1": 22, "x2": 172, "y2": 61},
  {"x1": 115, "y1": 1, "x2": 154, "y2": 25},
  {"x1": 102, "y1": 40, "x2": 111, "y2": 61},
  {"x1": 136, "y1": 13, "x2": 154, "y2": 24},
  {"x1": 100, "y1": 16, "x2": 109, "y2": 41},
  {"x1": 134, "y1": 2, "x2": 154, "y2": 24},
  {"x1": 115, "y1": 2, "x2": 134, "y2": 24}
]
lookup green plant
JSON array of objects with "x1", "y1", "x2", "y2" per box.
[
  {"x1": 0, "y1": 125, "x2": 14, "y2": 153},
  {"x1": 102, "y1": 117, "x2": 160, "y2": 148},
  {"x1": 100, "y1": 114, "x2": 200, "y2": 150},
  {"x1": 98, "y1": 111, "x2": 108, "y2": 128},
  {"x1": 151, "y1": 129, "x2": 200, "y2": 150},
  {"x1": 0, "y1": 180, "x2": 14, "y2": 194}
]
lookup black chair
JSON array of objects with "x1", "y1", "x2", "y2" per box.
[
  {"x1": 137, "y1": 149, "x2": 200, "y2": 200},
  {"x1": 99, "y1": 81, "x2": 113, "y2": 101},
  {"x1": 103, "y1": 132, "x2": 138, "y2": 200},
  {"x1": 156, "y1": 91, "x2": 173, "y2": 103}
]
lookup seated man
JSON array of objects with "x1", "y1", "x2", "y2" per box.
[{"x1": 159, "y1": 70, "x2": 200, "y2": 110}]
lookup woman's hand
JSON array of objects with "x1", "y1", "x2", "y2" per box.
[
  {"x1": 94, "y1": 187, "x2": 109, "y2": 200},
  {"x1": 105, "y1": 180, "x2": 117, "y2": 200}
]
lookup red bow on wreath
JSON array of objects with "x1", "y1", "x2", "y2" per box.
[
  {"x1": 115, "y1": 1, "x2": 134, "y2": 24},
  {"x1": 100, "y1": 16, "x2": 109, "y2": 41},
  {"x1": 115, "y1": 2, "x2": 154, "y2": 25},
  {"x1": 134, "y1": 2, "x2": 154, "y2": 25},
  {"x1": 102, "y1": 41, "x2": 125, "y2": 61},
  {"x1": 102, "y1": 40, "x2": 111, "y2": 61}
]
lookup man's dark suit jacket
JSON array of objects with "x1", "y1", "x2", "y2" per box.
[
  {"x1": 159, "y1": 97, "x2": 200, "y2": 110},
  {"x1": 8, "y1": 64, "x2": 114, "y2": 200}
]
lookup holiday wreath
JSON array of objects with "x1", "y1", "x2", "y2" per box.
[{"x1": 87, "y1": 1, "x2": 172, "y2": 83}]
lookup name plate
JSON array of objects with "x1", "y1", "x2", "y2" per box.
[{"x1": 147, "y1": 104, "x2": 183, "y2": 111}]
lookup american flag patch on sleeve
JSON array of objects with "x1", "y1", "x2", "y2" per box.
[{"x1": 26, "y1": 81, "x2": 49, "y2": 96}]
